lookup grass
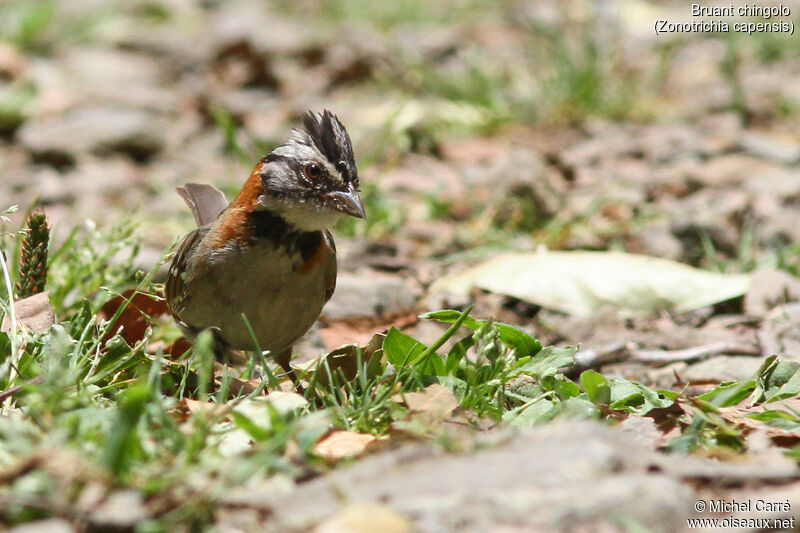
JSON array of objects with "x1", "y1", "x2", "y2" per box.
[
  {"x1": 0, "y1": 0, "x2": 113, "y2": 54},
  {"x1": 0, "y1": 197, "x2": 799, "y2": 530},
  {"x1": 0, "y1": 0, "x2": 57, "y2": 53},
  {"x1": 273, "y1": 0, "x2": 491, "y2": 31},
  {"x1": 0, "y1": 211, "x2": 665, "y2": 528},
  {"x1": 4, "y1": 1, "x2": 800, "y2": 528}
]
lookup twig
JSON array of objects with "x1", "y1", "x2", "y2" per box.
[
  {"x1": 0, "y1": 376, "x2": 45, "y2": 403},
  {"x1": 575, "y1": 340, "x2": 760, "y2": 369},
  {"x1": 632, "y1": 342, "x2": 758, "y2": 363},
  {"x1": 574, "y1": 342, "x2": 630, "y2": 368}
]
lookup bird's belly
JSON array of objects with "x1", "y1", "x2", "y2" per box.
[{"x1": 183, "y1": 242, "x2": 329, "y2": 352}]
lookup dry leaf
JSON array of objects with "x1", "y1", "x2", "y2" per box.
[
  {"x1": 1, "y1": 291, "x2": 55, "y2": 334},
  {"x1": 293, "y1": 332, "x2": 385, "y2": 386},
  {"x1": 166, "y1": 337, "x2": 193, "y2": 359},
  {"x1": 313, "y1": 430, "x2": 378, "y2": 461},
  {"x1": 315, "y1": 502, "x2": 412, "y2": 533},
  {"x1": 216, "y1": 376, "x2": 265, "y2": 397},
  {"x1": 319, "y1": 322, "x2": 379, "y2": 349},
  {"x1": 0, "y1": 42, "x2": 27, "y2": 78},
  {"x1": 718, "y1": 398, "x2": 800, "y2": 442},
  {"x1": 425, "y1": 250, "x2": 750, "y2": 315},
  {"x1": 181, "y1": 398, "x2": 228, "y2": 419},
  {"x1": 100, "y1": 289, "x2": 169, "y2": 347},
  {"x1": 393, "y1": 384, "x2": 459, "y2": 417}
]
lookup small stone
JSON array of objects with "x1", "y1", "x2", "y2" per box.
[
  {"x1": 759, "y1": 210, "x2": 800, "y2": 248},
  {"x1": 629, "y1": 221, "x2": 684, "y2": 260},
  {"x1": 740, "y1": 132, "x2": 800, "y2": 165},
  {"x1": 637, "y1": 123, "x2": 703, "y2": 163},
  {"x1": 681, "y1": 356, "x2": 764, "y2": 383},
  {"x1": 669, "y1": 187, "x2": 748, "y2": 258},
  {"x1": 316, "y1": 502, "x2": 412, "y2": 533},
  {"x1": 1, "y1": 292, "x2": 55, "y2": 334},
  {"x1": 745, "y1": 269, "x2": 800, "y2": 317},
  {"x1": 763, "y1": 303, "x2": 800, "y2": 360},
  {"x1": 90, "y1": 490, "x2": 149, "y2": 528},
  {"x1": 687, "y1": 154, "x2": 783, "y2": 188},
  {"x1": 18, "y1": 106, "x2": 165, "y2": 164},
  {"x1": 618, "y1": 416, "x2": 661, "y2": 449},
  {"x1": 323, "y1": 271, "x2": 418, "y2": 321},
  {"x1": 380, "y1": 153, "x2": 464, "y2": 199},
  {"x1": 9, "y1": 519, "x2": 75, "y2": 533}
]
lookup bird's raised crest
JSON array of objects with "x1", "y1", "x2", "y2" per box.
[{"x1": 301, "y1": 110, "x2": 358, "y2": 184}]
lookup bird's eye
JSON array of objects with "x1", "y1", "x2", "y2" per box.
[{"x1": 304, "y1": 163, "x2": 322, "y2": 180}]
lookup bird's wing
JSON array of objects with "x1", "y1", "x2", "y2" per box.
[
  {"x1": 165, "y1": 226, "x2": 209, "y2": 321},
  {"x1": 176, "y1": 183, "x2": 229, "y2": 227}
]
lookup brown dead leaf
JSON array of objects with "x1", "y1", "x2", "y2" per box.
[
  {"x1": 1, "y1": 291, "x2": 55, "y2": 334},
  {"x1": 219, "y1": 376, "x2": 265, "y2": 397},
  {"x1": 646, "y1": 398, "x2": 693, "y2": 448},
  {"x1": 171, "y1": 398, "x2": 229, "y2": 422},
  {"x1": 183, "y1": 398, "x2": 228, "y2": 416},
  {"x1": 718, "y1": 398, "x2": 800, "y2": 444},
  {"x1": 313, "y1": 430, "x2": 379, "y2": 461},
  {"x1": 392, "y1": 384, "x2": 458, "y2": 418},
  {"x1": 154, "y1": 336, "x2": 192, "y2": 359},
  {"x1": 293, "y1": 332, "x2": 384, "y2": 386},
  {"x1": 100, "y1": 289, "x2": 169, "y2": 347},
  {"x1": 0, "y1": 42, "x2": 27, "y2": 78},
  {"x1": 389, "y1": 384, "x2": 465, "y2": 441},
  {"x1": 315, "y1": 502, "x2": 413, "y2": 533},
  {"x1": 318, "y1": 313, "x2": 418, "y2": 348},
  {"x1": 0, "y1": 448, "x2": 104, "y2": 489},
  {"x1": 319, "y1": 322, "x2": 378, "y2": 351}
]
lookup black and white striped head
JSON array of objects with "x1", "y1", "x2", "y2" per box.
[{"x1": 257, "y1": 110, "x2": 364, "y2": 231}]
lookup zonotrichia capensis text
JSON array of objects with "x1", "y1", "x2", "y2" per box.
[{"x1": 165, "y1": 110, "x2": 365, "y2": 382}]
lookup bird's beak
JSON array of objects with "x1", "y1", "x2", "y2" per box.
[{"x1": 326, "y1": 183, "x2": 366, "y2": 219}]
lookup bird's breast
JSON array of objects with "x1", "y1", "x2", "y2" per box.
[{"x1": 181, "y1": 230, "x2": 335, "y2": 352}]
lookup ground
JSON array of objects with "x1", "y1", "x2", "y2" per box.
[{"x1": 2, "y1": 0, "x2": 800, "y2": 532}]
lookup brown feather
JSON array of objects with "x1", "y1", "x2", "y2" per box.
[
  {"x1": 206, "y1": 161, "x2": 264, "y2": 249},
  {"x1": 165, "y1": 227, "x2": 208, "y2": 320}
]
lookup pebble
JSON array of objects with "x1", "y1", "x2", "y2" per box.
[
  {"x1": 323, "y1": 271, "x2": 419, "y2": 321},
  {"x1": 18, "y1": 106, "x2": 165, "y2": 163}
]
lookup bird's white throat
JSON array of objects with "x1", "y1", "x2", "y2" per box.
[{"x1": 259, "y1": 196, "x2": 344, "y2": 232}]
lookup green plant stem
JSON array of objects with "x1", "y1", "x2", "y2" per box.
[
  {"x1": 0, "y1": 245, "x2": 19, "y2": 398},
  {"x1": 410, "y1": 305, "x2": 473, "y2": 367}
]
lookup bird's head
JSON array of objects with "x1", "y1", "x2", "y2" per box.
[{"x1": 255, "y1": 109, "x2": 365, "y2": 231}]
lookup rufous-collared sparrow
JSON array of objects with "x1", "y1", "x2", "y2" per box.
[{"x1": 165, "y1": 110, "x2": 365, "y2": 382}]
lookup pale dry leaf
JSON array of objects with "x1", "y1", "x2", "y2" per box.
[
  {"x1": 393, "y1": 383, "x2": 459, "y2": 417},
  {"x1": 315, "y1": 502, "x2": 413, "y2": 533},
  {"x1": 425, "y1": 251, "x2": 750, "y2": 315},
  {"x1": 1, "y1": 291, "x2": 55, "y2": 334},
  {"x1": 180, "y1": 398, "x2": 228, "y2": 419},
  {"x1": 264, "y1": 391, "x2": 308, "y2": 413},
  {"x1": 313, "y1": 430, "x2": 378, "y2": 461},
  {"x1": 227, "y1": 392, "x2": 308, "y2": 432}
]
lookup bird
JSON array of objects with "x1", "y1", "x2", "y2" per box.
[{"x1": 165, "y1": 110, "x2": 365, "y2": 384}]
